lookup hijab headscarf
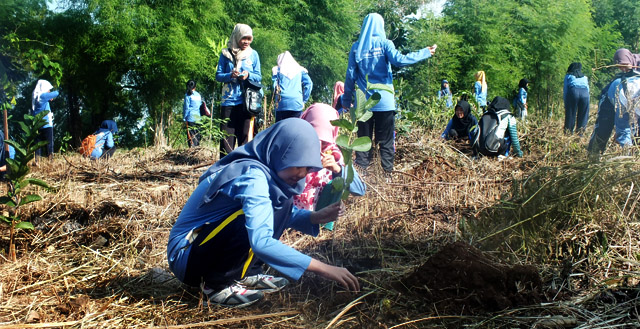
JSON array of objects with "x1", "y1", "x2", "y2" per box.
[
  {"x1": 221, "y1": 24, "x2": 254, "y2": 69},
  {"x1": 295, "y1": 104, "x2": 343, "y2": 211},
  {"x1": 32, "y1": 79, "x2": 53, "y2": 113},
  {"x1": 332, "y1": 81, "x2": 345, "y2": 108},
  {"x1": 613, "y1": 48, "x2": 640, "y2": 68},
  {"x1": 489, "y1": 96, "x2": 511, "y2": 111},
  {"x1": 96, "y1": 120, "x2": 118, "y2": 134},
  {"x1": 518, "y1": 78, "x2": 530, "y2": 92},
  {"x1": 272, "y1": 51, "x2": 307, "y2": 80},
  {"x1": 475, "y1": 71, "x2": 487, "y2": 93},
  {"x1": 440, "y1": 79, "x2": 451, "y2": 95},
  {"x1": 567, "y1": 62, "x2": 584, "y2": 78},
  {"x1": 355, "y1": 13, "x2": 386, "y2": 63},
  {"x1": 199, "y1": 118, "x2": 323, "y2": 209},
  {"x1": 451, "y1": 100, "x2": 474, "y2": 137},
  {"x1": 300, "y1": 103, "x2": 342, "y2": 162}
]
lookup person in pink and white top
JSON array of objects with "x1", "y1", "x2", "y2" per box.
[{"x1": 294, "y1": 103, "x2": 366, "y2": 223}]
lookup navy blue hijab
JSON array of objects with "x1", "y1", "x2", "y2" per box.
[
  {"x1": 199, "y1": 118, "x2": 323, "y2": 208},
  {"x1": 96, "y1": 120, "x2": 118, "y2": 134}
]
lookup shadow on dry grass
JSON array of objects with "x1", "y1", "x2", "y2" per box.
[{"x1": 0, "y1": 115, "x2": 638, "y2": 328}]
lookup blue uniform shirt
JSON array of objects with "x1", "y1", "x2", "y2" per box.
[
  {"x1": 90, "y1": 131, "x2": 114, "y2": 160},
  {"x1": 272, "y1": 70, "x2": 313, "y2": 112},
  {"x1": 183, "y1": 91, "x2": 203, "y2": 123},
  {"x1": 215, "y1": 51, "x2": 262, "y2": 106},
  {"x1": 344, "y1": 39, "x2": 431, "y2": 112},
  {"x1": 167, "y1": 167, "x2": 318, "y2": 283},
  {"x1": 474, "y1": 81, "x2": 487, "y2": 107},
  {"x1": 33, "y1": 91, "x2": 59, "y2": 128}
]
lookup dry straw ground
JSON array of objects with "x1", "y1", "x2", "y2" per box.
[{"x1": 0, "y1": 116, "x2": 638, "y2": 328}]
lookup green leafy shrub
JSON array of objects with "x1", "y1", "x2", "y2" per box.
[
  {"x1": 330, "y1": 83, "x2": 392, "y2": 199},
  {"x1": 0, "y1": 111, "x2": 52, "y2": 261}
]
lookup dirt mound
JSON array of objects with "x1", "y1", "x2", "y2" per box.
[{"x1": 398, "y1": 241, "x2": 545, "y2": 314}]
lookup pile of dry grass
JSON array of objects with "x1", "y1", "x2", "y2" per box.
[{"x1": 0, "y1": 115, "x2": 638, "y2": 328}]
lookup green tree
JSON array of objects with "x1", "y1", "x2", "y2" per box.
[
  {"x1": 440, "y1": 0, "x2": 597, "y2": 115},
  {"x1": 0, "y1": 111, "x2": 51, "y2": 261}
]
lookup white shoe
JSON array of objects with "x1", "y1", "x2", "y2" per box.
[
  {"x1": 201, "y1": 283, "x2": 263, "y2": 308},
  {"x1": 238, "y1": 274, "x2": 289, "y2": 293}
]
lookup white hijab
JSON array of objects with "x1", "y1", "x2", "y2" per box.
[
  {"x1": 272, "y1": 51, "x2": 307, "y2": 79},
  {"x1": 32, "y1": 79, "x2": 53, "y2": 113},
  {"x1": 221, "y1": 24, "x2": 254, "y2": 69}
]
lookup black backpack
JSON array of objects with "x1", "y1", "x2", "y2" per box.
[{"x1": 473, "y1": 104, "x2": 512, "y2": 156}]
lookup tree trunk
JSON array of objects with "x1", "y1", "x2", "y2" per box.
[
  {"x1": 66, "y1": 83, "x2": 82, "y2": 147},
  {"x1": 9, "y1": 219, "x2": 16, "y2": 262}
]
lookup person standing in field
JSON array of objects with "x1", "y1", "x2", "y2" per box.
[
  {"x1": 588, "y1": 48, "x2": 640, "y2": 154},
  {"x1": 563, "y1": 62, "x2": 590, "y2": 134},
  {"x1": 514, "y1": 78, "x2": 529, "y2": 120},
  {"x1": 31, "y1": 79, "x2": 58, "y2": 161},
  {"x1": 438, "y1": 79, "x2": 453, "y2": 109},
  {"x1": 343, "y1": 13, "x2": 436, "y2": 175},
  {"x1": 183, "y1": 80, "x2": 203, "y2": 148},
  {"x1": 474, "y1": 71, "x2": 488, "y2": 111},
  {"x1": 216, "y1": 23, "x2": 262, "y2": 158},
  {"x1": 272, "y1": 51, "x2": 313, "y2": 122}
]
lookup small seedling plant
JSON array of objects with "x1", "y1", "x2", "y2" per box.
[
  {"x1": 0, "y1": 111, "x2": 51, "y2": 261},
  {"x1": 330, "y1": 82, "x2": 393, "y2": 200}
]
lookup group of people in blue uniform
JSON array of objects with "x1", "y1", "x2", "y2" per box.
[
  {"x1": 437, "y1": 48, "x2": 640, "y2": 159},
  {"x1": 20, "y1": 79, "x2": 118, "y2": 162},
  {"x1": 169, "y1": 10, "x2": 640, "y2": 308},
  {"x1": 170, "y1": 12, "x2": 435, "y2": 307}
]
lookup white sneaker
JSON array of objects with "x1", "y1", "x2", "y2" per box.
[
  {"x1": 201, "y1": 283, "x2": 263, "y2": 308},
  {"x1": 238, "y1": 274, "x2": 289, "y2": 293}
]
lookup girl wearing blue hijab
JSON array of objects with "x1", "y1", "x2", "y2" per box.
[
  {"x1": 167, "y1": 119, "x2": 359, "y2": 307},
  {"x1": 344, "y1": 13, "x2": 436, "y2": 174},
  {"x1": 90, "y1": 120, "x2": 118, "y2": 160}
]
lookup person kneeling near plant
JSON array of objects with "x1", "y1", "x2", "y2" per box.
[
  {"x1": 166, "y1": 119, "x2": 359, "y2": 307},
  {"x1": 440, "y1": 100, "x2": 478, "y2": 141}
]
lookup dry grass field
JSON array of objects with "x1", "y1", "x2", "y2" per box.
[{"x1": 0, "y1": 116, "x2": 638, "y2": 328}]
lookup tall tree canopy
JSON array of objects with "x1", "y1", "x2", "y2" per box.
[{"x1": 0, "y1": 0, "x2": 632, "y2": 148}]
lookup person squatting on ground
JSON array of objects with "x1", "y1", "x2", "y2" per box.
[
  {"x1": 474, "y1": 71, "x2": 488, "y2": 111},
  {"x1": 441, "y1": 100, "x2": 478, "y2": 141},
  {"x1": 272, "y1": 51, "x2": 313, "y2": 122},
  {"x1": 31, "y1": 79, "x2": 58, "y2": 160},
  {"x1": 294, "y1": 104, "x2": 366, "y2": 230},
  {"x1": 183, "y1": 80, "x2": 204, "y2": 148},
  {"x1": 438, "y1": 79, "x2": 453, "y2": 109},
  {"x1": 89, "y1": 120, "x2": 118, "y2": 160},
  {"x1": 343, "y1": 13, "x2": 436, "y2": 174},
  {"x1": 514, "y1": 78, "x2": 529, "y2": 120},
  {"x1": 166, "y1": 119, "x2": 359, "y2": 308},
  {"x1": 216, "y1": 23, "x2": 262, "y2": 158},
  {"x1": 474, "y1": 96, "x2": 523, "y2": 158},
  {"x1": 563, "y1": 62, "x2": 590, "y2": 134},
  {"x1": 588, "y1": 48, "x2": 640, "y2": 154}
]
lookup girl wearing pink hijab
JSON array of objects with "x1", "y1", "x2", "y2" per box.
[
  {"x1": 294, "y1": 104, "x2": 366, "y2": 228},
  {"x1": 332, "y1": 81, "x2": 346, "y2": 113}
]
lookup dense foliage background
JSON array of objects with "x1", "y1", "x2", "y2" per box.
[{"x1": 0, "y1": 0, "x2": 636, "y2": 149}]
